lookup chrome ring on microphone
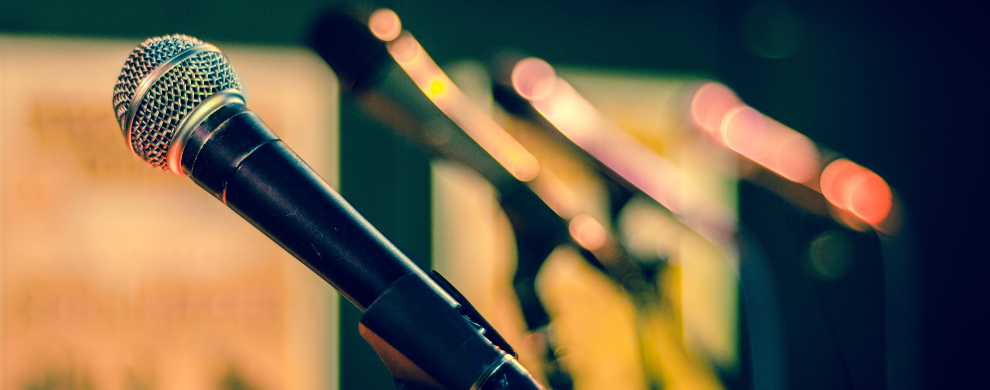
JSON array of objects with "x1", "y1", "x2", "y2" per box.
[
  {"x1": 166, "y1": 90, "x2": 246, "y2": 175},
  {"x1": 122, "y1": 42, "x2": 222, "y2": 154},
  {"x1": 471, "y1": 353, "x2": 514, "y2": 390}
]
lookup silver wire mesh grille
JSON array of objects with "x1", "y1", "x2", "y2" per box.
[
  {"x1": 112, "y1": 34, "x2": 202, "y2": 125},
  {"x1": 112, "y1": 35, "x2": 244, "y2": 170}
]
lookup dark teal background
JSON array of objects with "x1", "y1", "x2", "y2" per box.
[{"x1": 2, "y1": 1, "x2": 984, "y2": 388}]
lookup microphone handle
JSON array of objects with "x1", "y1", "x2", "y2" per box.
[{"x1": 182, "y1": 102, "x2": 427, "y2": 310}]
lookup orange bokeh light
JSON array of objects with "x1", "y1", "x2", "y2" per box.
[
  {"x1": 820, "y1": 159, "x2": 861, "y2": 210},
  {"x1": 844, "y1": 168, "x2": 892, "y2": 225},
  {"x1": 368, "y1": 8, "x2": 402, "y2": 42},
  {"x1": 569, "y1": 214, "x2": 608, "y2": 251},
  {"x1": 691, "y1": 83, "x2": 892, "y2": 227},
  {"x1": 820, "y1": 159, "x2": 892, "y2": 225}
]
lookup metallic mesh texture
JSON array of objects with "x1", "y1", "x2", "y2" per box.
[
  {"x1": 112, "y1": 36, "x2": 244, "y2": 170},
  {"x1": 112, "y1": 34, "x2": 202, "y2": 126}
]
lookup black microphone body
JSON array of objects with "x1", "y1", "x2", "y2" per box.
[
  {"x1": 182, "y1": 102, "x2": 423, "y2": 310},
  {"x1": 184, "y1": 102, "x2": 540, "y2": 390}
]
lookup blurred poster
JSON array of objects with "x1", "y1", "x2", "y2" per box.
[{"x1": 0, "y1": 36, "x2": 338, "y2": 390}]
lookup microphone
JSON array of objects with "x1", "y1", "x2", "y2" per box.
[
  {"x1": 488, "y1": 55, "x2": 734, "y2": 389},
  {"x1": 491, "y1": 56, "x2": 738, "y2": 247},
  {"x1": 112, "y1": 34, "x2": 543, "y2": 390}
]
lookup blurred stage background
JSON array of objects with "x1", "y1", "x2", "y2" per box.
[{"x1": 1, "y1": 0, "x2": 986, "y2": 389}]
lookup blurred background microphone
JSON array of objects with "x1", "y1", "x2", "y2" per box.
[
  {"x1": 494, "y1": 53, "x2": 909, "y2": 390},
  {"x1": 308, "y1": 9, "x2": 677, "y2": 389}
]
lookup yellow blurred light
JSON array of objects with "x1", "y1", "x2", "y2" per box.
[
  {"x1": 368, "y1": 8, "x2": 402, "y2": 42},
  {"x1": 387, "y1": 34, "x2": 540, "y2": 182},
  {"x1": 569, "y1": 214, "x2": 608, "y2": 251},
  {"x1": 429, "y1": 80, "x2": 445, "y2": 97}
]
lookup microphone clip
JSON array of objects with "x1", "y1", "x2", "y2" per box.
[{"x1": 359, "y1": 271, "x2": 528, "y2": 390}]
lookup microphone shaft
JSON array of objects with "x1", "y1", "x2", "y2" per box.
[{"x1": 182, "y1": 103, "x2": 433, "y2": 311}]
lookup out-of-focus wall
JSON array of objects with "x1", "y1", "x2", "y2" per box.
[{"x1": 0, "y1": 36, "x2": 339, "y2": 390}]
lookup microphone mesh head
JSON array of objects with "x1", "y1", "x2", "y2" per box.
[{"x1": 112, "y1": 34, "x2": 244, "y2": 170}]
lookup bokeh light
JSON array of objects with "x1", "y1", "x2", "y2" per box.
[
  {"x1": 807, "y1": 229, "x2": 853, "y2": 280},
  {"x1": 820, "y1": 158, "x2": 892, "y2": 225},
  {"x1": 721, "y1": 106, "x2": 770, "y2": 157},
  {"x1": 772, "y1": 131, "x2": 818, "y2": 184},
  {"x1": 388, "y1": 34, "x2": 540, "y2": 182},
  {"x1": 820, "y1": 159, "x2": 861, "y2": 211},
  {"x1": 569, "y1": 214, "x2": 608, "y2": 251},
  {"x1": 511, "y1": 57, "x2": 558, "y2": 101},
  {"x1": 843, "y1": 168, "x2": 893, "y2": 225},
  {"x1": 690, "y1": 82, "x2": 744, "y2": 137},
  {"x1": 389, "y1": 34, "x2": 422, "y2": 65},
  {"x1": 689, "y1": 82, "x2": 895, "y2": 227},
  {"x1": 719, "y1": 106, "x2": 819, "y2": 183},
  {"x1": 368, "y1": 8, "x2": 402, "y2": 42}
]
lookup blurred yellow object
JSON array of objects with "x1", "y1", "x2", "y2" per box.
[
  {"x1": 537, "y1": 248, "x2": 723, "y2": 390},
  {"x1": 538, "y1": 248, "x2": 648, "y2": 390},
  {"x1": 636, "y1": 298, "x2": 724, "y2": 390}
]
